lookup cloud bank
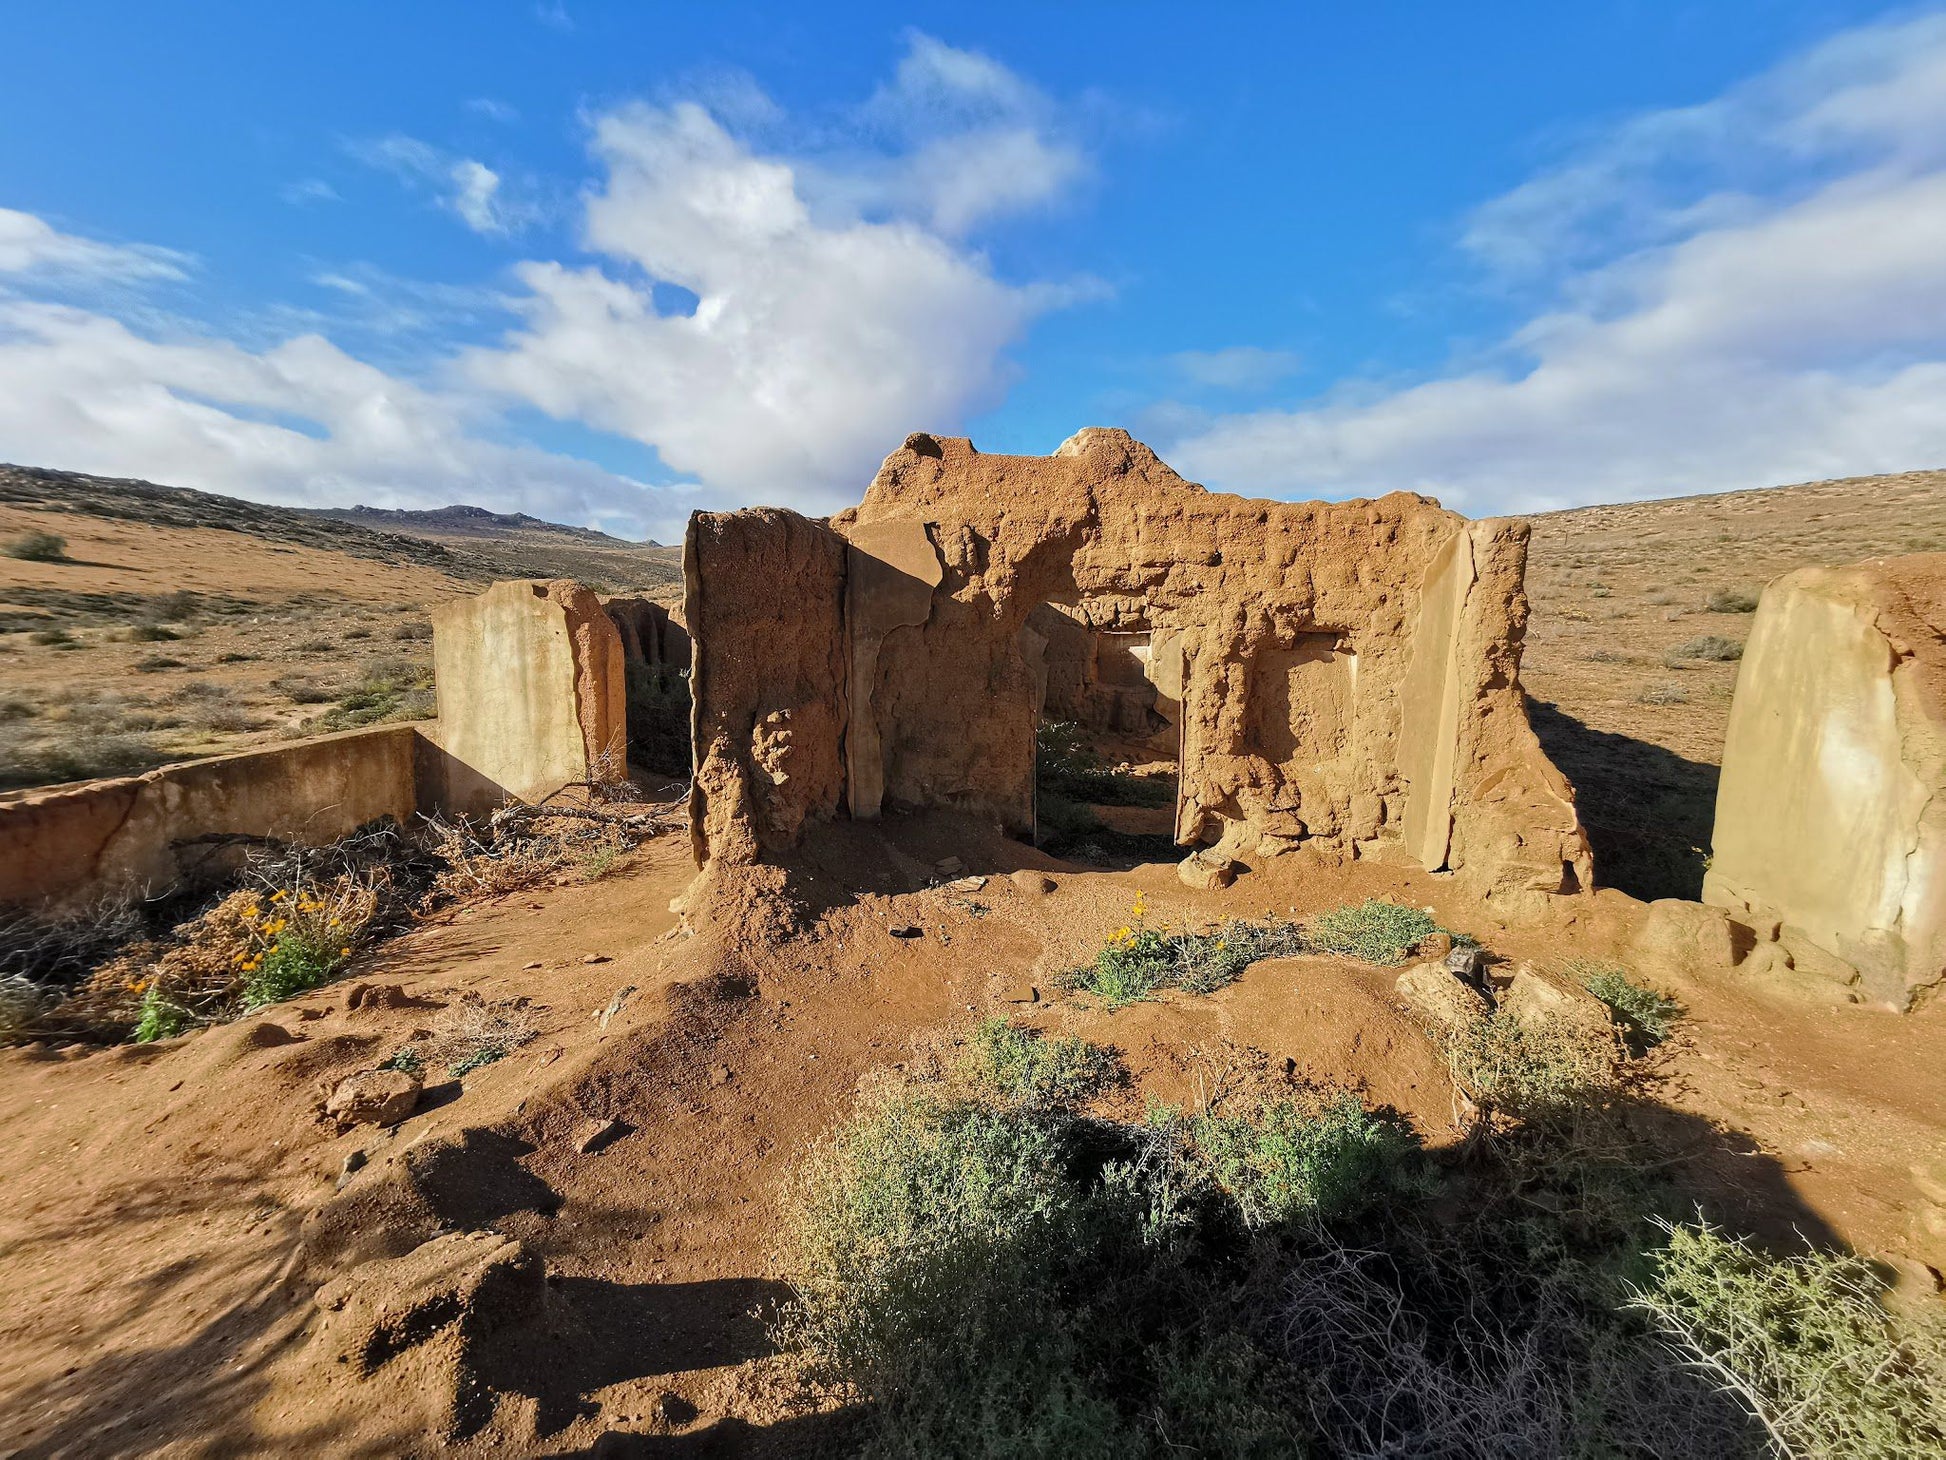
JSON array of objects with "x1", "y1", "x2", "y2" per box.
[
  {"x1": 1168, "y1": 12, "x2": 1946, "y2": 516},
  {"x1": 0, "y1": 35, "x2": 1083, "y2": 541}
]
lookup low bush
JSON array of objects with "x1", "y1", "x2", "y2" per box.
[
  {"x1": 1631, "y1": 1220, "x2": 1946, "y2": 1456},
  {"x1": 5, "y1": 529, "x2": 68, "y2": 562},
  {"x1": 1572, "y1": 962, "x2": 1682, "y2": 1050},
  {"x1": 1674, "y1": 635, "x2": 1743, "y2": 662},
  {"x1": 128, "y1": 623, "x2": 180, "y2": 642},
  {"x1": 1062, "y1": 894, "x2": 1307, "y2": 1007},
  {"x1": 778, "y1": 1011, "x2": 1927, "y2": 1456},
  {"x1": 133, "y1": 654, "x2": 185, "y2": 672},
  {"x1": 1037, "y1": 721, "x2": 1174, "y2": 808},
  {"x1": 382, "y1": 993, "x2": 536, "y2": 1078},
  {"x1": 1446, "y1": 1007, "x2": 1619, "y2": 1126},
  {"x1": 1191, "y1": 1092, "x2": 1426, "y2": 1228},
  {"x1": 1308, "y1": 898, "x2": 1444, "y2": 965},
  {"x1": 1636, "y1": 681, "x2": 1690, "y2": 705},
  {"x1": 28, "y1": 628, "x2": 73, "y2": 647},
  {"x1": 1706, "y1": 586, "x2": 1762, "y2": 613},
  {"x1": 957, "y1": 1017, "x2": 1120, "y2": 1111}
]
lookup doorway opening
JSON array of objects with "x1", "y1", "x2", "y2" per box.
[{"x1": 1025, "y1": 603, "x2": 1180, "y2": 864}]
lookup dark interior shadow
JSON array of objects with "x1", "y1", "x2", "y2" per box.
[
  {"x1": 1528, "y1": 698, "x2": 1720, "y2": 902},
  {"x1": 474, "y1": 1276, "x2": 791, "y2": 1435}
]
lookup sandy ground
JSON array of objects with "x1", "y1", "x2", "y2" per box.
[{"x1": 2, "y1": 813, "x2": 1941, "y2": 1455}]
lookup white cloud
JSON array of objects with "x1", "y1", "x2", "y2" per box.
[
  {"x1": 1170, "y1": 346, "x2": 1301, "y2": 391},
  {"x1": 279, "y1": 178, "x2": 341, "y2": 208},
  {"x1": 348, "y1": 135, "x2": 538, "y2": 236},
  {"x1": 0, "y1": 207, "x2": 189, "y2": 282},
  {"x1": 465, "y1": 97, "x2": 520, "y2": 124},
  {"x1": 0, "y1": 296, "x2": 689, "y2": 539},
  {"x1": 463, "y1": 84, "x2": 1071, "y2": 508},
  {"x1": 0, "y1": 39, "x2": 1086, "y2": 538},
  {"x1": 1168, "y1": 12, "x2": 1946, "y2": 515}
]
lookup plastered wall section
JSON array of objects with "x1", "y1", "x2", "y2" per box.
[
  {"x1": 0, "y1": 724, "x2": 420, "y2": 908},
  {"x1": 423, "y1": 579, "x2": 626, "y2": 818},
  {"x1": 1704, "y1": 559, "x2": 1946, "y2": 1006},
  {"x1": 686, "y1": 509, "x2": 848, "y2": 867}
]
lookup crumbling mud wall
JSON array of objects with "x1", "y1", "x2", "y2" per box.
[
  {"x1": 1705, "y1": 556, "x2": 1946, "y2": 1008},
  {"x1": 0, "y1": 725, "x2": 420, "y2": 908},
  {"x1": 687, "y1": 428, "x2": 1588, "y2": 904},
  {"x1": 685, "y1": 510, "x2": 847, "y2": 866},
  {"x1": 423, "y1": 580, "x2": 627, "y2": 816},
  {"x1": 601, "y1": 595, "x2": 690, "y2": 671}
]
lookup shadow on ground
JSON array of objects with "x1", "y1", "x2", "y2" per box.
[{"x1": 1529, "y1": 698, "x2": 1720, "y2": 902}]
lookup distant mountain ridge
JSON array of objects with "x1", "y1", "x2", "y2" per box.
[
  {"x1": 0, "y1": 462, "x2": 683, "y2": 592},
  {"x1": 311, "y1": 502, "x2": 663, "y2": 548}
]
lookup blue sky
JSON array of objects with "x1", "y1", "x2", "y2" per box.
[{"x1": 3, "y1": 2, "x2": 1945, "y2": 541}]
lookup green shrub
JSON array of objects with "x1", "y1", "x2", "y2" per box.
[
  {"x1": 1309, "y1": 899, "x2": 1443, "y2": 965},
  {"x1": 1573, "y1": 963, "x2": 1682, "y2": 1049},
  {"x1": 1447, "y1": 1008, "x2": 1618, "y2": 1124},
  {"x1": 1036, "y1": 721, "x2": 1173, "y2": 807},
  {"x1": 1191, "y1": 1093, "x2": 1426, "y2": 1229},
  {"x1": 1631, "y1": 1220, "x2": 1946, "y2": 1457},
  {"x1": 1064, "y1": 897, "x2": 1308, "y2": 1008},
  {"x1": 1706, "y1": 586, "x2": 1761, "y2": 613},
  {"x1": 1674, "y1": 635, "x2": 1743, "y2": 662},
  {"x1": 5, "y1": 530, "x2": 68, "y2": 562},
  {"x1": 0, "y1": 974, "x2": 55, "y2": 1044},
  {"x1": 133, "y1": 984, "x2": 192, "y2": 1042},
  {"x1": 958, "y1": 1018, "x2": 1120, "y2": 1112}
]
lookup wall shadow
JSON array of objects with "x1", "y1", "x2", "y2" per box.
[{"x1": 1528, "y1": 698, "x2": 1720, "y2": 902}]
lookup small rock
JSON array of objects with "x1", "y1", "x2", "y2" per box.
[
  {"x1": 326, "y1": 1069, "x2": 421, "y2": 1131},
  {"x1": 582, "y1": 953, "x2": 611, "y2": 965},
  {"x1": 935, "y1": 856, "x2": 964, "y2": 876},
  {"x1": 1003, "y1": 983, "x2": 1039, "y2": 1004},
  {"x1": 576, "y1": 1117, "x2": 626, "y2": 1155},
  {"x1": 347, "y1": 983, "x2": 407, "y2": 1011},
  {"x1": 1418, "y1": 931, "x2": 1454, "y2": 960},
  {"x1": 945, "y1": 875, "x2": 988, "y2": 892},
  {"x1": 336, "y1": 1148, "x2": 368, "y2": 1189},
  {"x1": 1396, "y1": 963, "x2": 1490, "y2": 1033},
  {"x1": 522, "y1": 961, "x2": 543, "y2": 971},
  {"x1": 1010, "y1": 870, "x2": 1056, "y2": 897},
  {"x1": 889, "y1": 923, "x2": 923, "y2": 939},
  {"x1": 1444, "y1": 944, "x2": 1486, "y2": 982},
  {"x1": 1177, "y1": 850, "x2": 1238, "y2": 891},
  {"x1": 1498, "y1": 965, "x2": 1615, "y2": 1040},
  {"x1": 708, "y1": 1063, "x2": 733, "y2": 1087}
]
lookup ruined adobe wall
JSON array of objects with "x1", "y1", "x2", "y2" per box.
[
  {"x1": 422, "y1": 580, "x2": 627, "y2": 817},
  {"x1": 834, "y1": 428, "x2": 1588, "y2": 901},
  {"x1": 0, "y1": 724, "x2": 421, "y2": 908},
  {"x1": 684, "y1": 428, "x2": 1588, "y2": 903},
  {"x1": 685, "y1": 509, "x2": 848, "y2": 867},
  {"x1": 1704, "y1": 556, "x2": 1946, "y2": 1007}
]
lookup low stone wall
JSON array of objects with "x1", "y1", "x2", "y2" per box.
[
  {"x1": 1705, "y1": 555, "x2": 1946, "y2": 1008},
  {"x1": 0, "y1": 724, "x2": 421, "y2": 909}
]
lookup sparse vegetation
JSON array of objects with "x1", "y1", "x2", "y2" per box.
[
  {"x1": 774, "y1": 1015, "x2": 1851, "y2": 1458},
  {"x1": 5, "y1": 529, "x2": 69, "y2": 562},
  {"x1": 385, "y1": 993, "x2": 537, "y2": 1078},
  {"x1": 957, "y1": 1017, "x2": 1119, "y2": 1111},
  {"x1": 1636, "y1": 681, "x2": 1690, "y2": 705},
  {"x1": 1573, "y1": 961, "x2": 1683, "y2": 1049},
  {"x1": 1673, "y1": 634, "x2": 1744, "y2": 662},
  {"x1": 1707, "y1": 586, "x2": 1763, "y2": 613},
  {"x1": 1631, "y1": 1220, "x2": 1946, "y2": 1456},
  {"x1": 1308, "y1": 898, "x2": 1444, "y2": 965},
  {"x1": 1036, "y1": 721, "x2": 1173, "y2": 808},
  {"x1": 1062, "y1": 893, "x2": 1307, "y2": 1006}
]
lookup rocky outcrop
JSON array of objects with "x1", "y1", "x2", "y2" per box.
[{"x1": 1705, "y1": 556, "x2": 1946, "y2": 1007}]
